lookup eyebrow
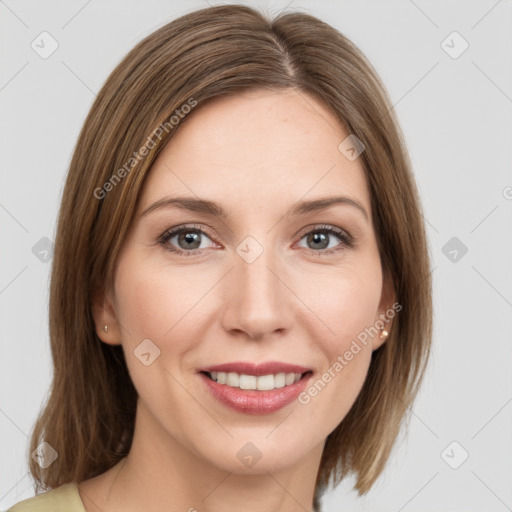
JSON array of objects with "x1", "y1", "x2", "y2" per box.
[{"x1": 140, "y1": 195, "x2": 369, "y2": 221}]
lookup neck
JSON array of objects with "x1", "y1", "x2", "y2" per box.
[{"x1": 80, "y1": 398, "x2": 324, "y2": 512}]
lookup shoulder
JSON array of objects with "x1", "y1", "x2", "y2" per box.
[{"x1": 6, "y1": 483, "x2": 86, "y2": 512}]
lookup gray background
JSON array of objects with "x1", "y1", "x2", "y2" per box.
[{"x1": 1, "y1": 0, "x2": 511, "y2": 510}]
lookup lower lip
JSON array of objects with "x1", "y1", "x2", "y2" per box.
[{"x1": 198, "y1": 372, "x2": 312, "y2": 415}]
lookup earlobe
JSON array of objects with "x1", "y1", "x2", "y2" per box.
[
  {"x1": 379, "y1": 328, "x2": 389, "y2": 341},
  {"x1": 372, "y1": 325, "x2": 390, "y2": 351},
  {"x1": 91, "y1": 285, "x2": 122, "y2": 346},
  {"x1": 372, "y1": 269, "x2": 396, "y2": 351}
]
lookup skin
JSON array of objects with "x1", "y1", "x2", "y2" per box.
[{"x1": 80, "y1": 88, "x2": 394, "y2": 512}]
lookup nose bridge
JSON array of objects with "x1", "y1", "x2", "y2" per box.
[{"x1": 222, "y1": 239, "x2": 291, "y2": 338}]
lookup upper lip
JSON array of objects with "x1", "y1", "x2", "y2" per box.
[{"x1": 198, "y1": 361, "x2": 312, "y2": 376}]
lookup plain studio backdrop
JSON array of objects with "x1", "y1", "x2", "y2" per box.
[{"x1": 1, "y1": 1, "x2": 511, "y2": 511}]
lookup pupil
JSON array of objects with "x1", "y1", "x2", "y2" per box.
[
  {"x1": 180, "y1": 231, "x2": 200, "y2": 249},
  {"x1": 309, "y1": 232, "x2": 328, "y2": 249}
]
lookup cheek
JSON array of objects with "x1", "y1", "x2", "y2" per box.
[
  {"x1": 114, "y1": 257, "x2": 204, "y2": 340},
  {"x1": 293, "y1": 256, "x2": 382, "y2": 423},
  {"x1": 316, "y1": 274, "x2": 380, "y2": 374},
  {"x1": 300, "y1": 254, "x2": 383, "y2": 354},
  {"x1": 327, "y1": 276, "x2": 382, "y2": 345},
  {"x1": 112, "y1": 256, "x2": 205, "y2": 408},
  {"x1": 113, "y1": 255, "x2": 216, "y2": 393}
]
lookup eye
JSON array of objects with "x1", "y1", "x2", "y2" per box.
[
  {"x1": 295, "y1": 224, "x2": 354, "y2": 255},
  {"x1": 158, "y1": 224, "x2": 218, "y2": 256},
  {"x1": 158, "y1": 223, "x2": 354, "y2": 257}
]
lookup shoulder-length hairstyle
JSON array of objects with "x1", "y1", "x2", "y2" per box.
[{"x1": 28, "y1": 4, "x2": 432, "y2": 510}]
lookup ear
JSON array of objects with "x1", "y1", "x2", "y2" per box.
[
  {"x1": 372, "y1": 269, "x2": 397, "y2": 351},
  {"x1": 91, "y1": 283, "x2": 122, "y2": 346}
]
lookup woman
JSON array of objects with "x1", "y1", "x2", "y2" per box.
[{"x1": 8, "y1": 3, "x2": 432, "y2": 511}]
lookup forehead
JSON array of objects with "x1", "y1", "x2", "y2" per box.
[{"x1": 137, "y1": 89, "x2": 371, "y2": 218}]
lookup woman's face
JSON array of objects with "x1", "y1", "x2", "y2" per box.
[{"x1": 99, "y1": 88, "x2": 394, "y2": 474}]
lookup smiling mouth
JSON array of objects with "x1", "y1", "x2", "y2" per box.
[{"x1": 201, "y1": 370, "x2": 312, "y2": 391}]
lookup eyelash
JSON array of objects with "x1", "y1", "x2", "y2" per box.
[{"x1": 157, "y1": 223, "x2": 355, "y2": 257}]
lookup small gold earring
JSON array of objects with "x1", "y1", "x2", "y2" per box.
[
  {"x1": 379, "y1": 329, "x2": 388, "y2": 340},
  {"x1": 103, "y1": 325, "x2": 108, "y2": 333}
]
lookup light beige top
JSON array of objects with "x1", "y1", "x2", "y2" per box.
[
  {"x1": 7, "y1": 483, "x2": 86, "y2": 512},
  {"x1": 6, "y1": 482, "x2": 317, "y2": 511}
]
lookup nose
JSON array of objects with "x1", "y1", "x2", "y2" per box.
[{"x1": 220, "y1": 245, "x2": 294, "y2": 341}]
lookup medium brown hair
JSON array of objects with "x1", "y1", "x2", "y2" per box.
[{"x1": 28, "y1": 4, "x2": 432, "y2": 509}]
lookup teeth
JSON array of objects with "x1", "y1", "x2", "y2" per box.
[
  {"x1": 285, "y1": 373, "x2": 295, "y2": 385},
  {"x1": 207, "y1": 371, "x2": 304, "y2": 390},
  {"x1": 226, "y1": 372, "x2": 239, "y2": 387},
  {"x1": 239, "y1": 374, "x2": 257, "y2": 389},
  {"x1": 274, "y1": 373, "x2": 286, "y2": 388},
  {"x1": 257, "y1": 374, "x2": 274, "y2": 390}
]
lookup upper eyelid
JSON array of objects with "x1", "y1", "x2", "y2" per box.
[{"x1": 296, "y1": 223, "x2": 350, "y2": 238}]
